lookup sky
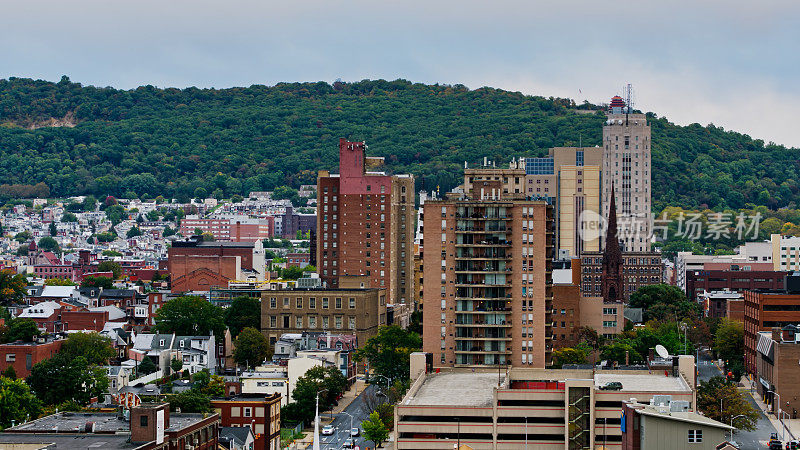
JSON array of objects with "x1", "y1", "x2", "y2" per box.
[{"x1": 2, "y1": 0, "x2": 799, "y2": 146}]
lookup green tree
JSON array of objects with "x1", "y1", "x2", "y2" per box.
[
  {"x1": 0, "y1": 376, "x2": 42, "y2": 429},
  {"x1": 714, "y1": 319, "x2": 745, "y2": 378},
  {"x1": 126, "y1": 226, "x2": 142, "y2": 239},
  {"x1": 105, "y1": 204, "x2": 125, "y2": 226},
  {"x1": 15, "y1": 245, "x2": 28, "y2": 256},
  {"x1": 27, "y1": 354, "x2": 109, "y2": 405},
  {"x1": 600, "y1": 341, "x2": 643, "y2": 365},
  {"x1": 231, "y1": 194, "x2": 244, "y2": 203},
  {"x1": 153, "y1": 296, "x2": 225, "y2": 337},
  {"x1": 233, "y1": 327, "x2": 271, "y2": 369},
  {"x1": 2, "y1": 365, "x2": 16, "y2": 379},
  {"x1": 60, "y1": 332, "x2": 115, "y2": 365},
  {"x1": 45, "y1": 278, "x2": 75, "y2": 286},
  {"x1": 168, "y1": 390, "x2": 211, "y2": 413},
  {"x1": 280, "y1": 266, "x2": 306, "y2": 280},
  {"x1": 170, "y1": 358, "x2": 183, "y2": 375},
  {"x1": 37, "y1": 236, "x2": 59, "y2": 253},
  {"x1": 147, "y1": 210, "x2": 160, "y2": 221},
  {"x1": 1, "y1": 319, "x2": 40, "y2": 343},
  {"x1": 355, "y1": 325, "x2": 422, "y2": 382},
  {"x1": 0, "y1": 269, "x2": 28, "y2": 305},
  {"x1": 697, "y1": 377, "x2": 759, "y2": 431},
  {"x1": 97, "y1": 261, "x2": 122, "y2": 279},
  {"x1": 13, "y1": 231, "x2": 31, "y2": 243},
  {"x1": 61, "y1": 212, "x2": 78, "y2": 223},
  {"x1": 48, "y1": 221, "x2": 57, "y2": 236},
  {"x1": 80, "y1": 276, "x2": 114, "y2": 289},
  {"x1": 551, "y1": 346, "x2": 589, "y2": 368},
  {"x1": 137, "y1": 357, "x2": 158, "y2": 376},
  {"x1": 628, "y1": 284, "x2": 700, "y2": 322},
  {"x1": 102, "y1": 249, "x2": 122, "y2": 257},
  {"x1": 162, "y1": 225, "x2": 176, "y2": 237},
  {"x1": 361, "y1": 411, "x2": 389, "y2": 448},
  {"x1": 290, "y1": 366, "x2": 348, "y2": 425},
  {"x1": 224, "y1": 296, "x2": 261, "y2": 337}
]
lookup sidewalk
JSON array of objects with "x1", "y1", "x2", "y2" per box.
[{"x1": 741, "y1": 377, "x2": 799, "y2": 440}]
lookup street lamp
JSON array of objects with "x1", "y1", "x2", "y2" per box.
[
  {"x1": 729, "y1": 414, "x2": 746, "y2": 442},
  {"x1": 340, "y1": 411, "x2": 355, "y2": 434},
  {"x1": 373, "y1": 374, "x2": 392, "y2": 390},
  {"x1": 767, "y1": 390, "x2": 781, "y2": 417}
]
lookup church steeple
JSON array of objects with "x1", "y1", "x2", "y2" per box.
[{"x1": 602, "y1": 183, "x2": 623, "y2": 303}]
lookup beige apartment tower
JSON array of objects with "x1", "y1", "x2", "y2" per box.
[
  {"x1": 602, "y1": 97, "x2": 652, "y2": 252},
  {"x1": 422, "y1": 180, "x2": 554, "y2": 368}
]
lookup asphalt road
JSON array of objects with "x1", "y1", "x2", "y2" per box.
[
  {"x1": 697, "y1": 350, "x2": 779, "y2": 449},
  {"x1": 312, "y1": 384, "x2": 381, "y2": 450}
]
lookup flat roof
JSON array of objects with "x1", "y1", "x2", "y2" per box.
[
  {"x1": 404, "y1": 372, "x2": 502, "y2": 407},
  {"x1": 594, "y1": 373, "x2": 691, "y2": 392},
  {"x1": 0, "y1": 433, "x2": 139, "y2": 448},
  {"x1": 9, "y1": 412, "x2": 130, "y2": 433}
]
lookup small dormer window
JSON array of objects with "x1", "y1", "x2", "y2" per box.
[
  {"x1": 159, "y1": 339, "x2": 165, "y2": 346},
  {"x1": 179, "y1": 340, "x2": 184, "y2": 348}
]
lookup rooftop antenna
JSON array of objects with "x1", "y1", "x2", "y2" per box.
[{"x1": 623, "y1": 83, "x2": 635, "y2": 126}]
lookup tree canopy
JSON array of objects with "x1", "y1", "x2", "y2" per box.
[
  {"x1": 0, "y1": 77, "x2": 796, "y2": 210},
  {"x1": 153, "y1": 296, "x2": 225, "y2": 337},
  {"x1": 232, "y1": 327, "x2": 271, "y2": 369},
  {"x1": 224, "y1": 296, "x2": 261, "y2": 337},
  {"x1": 355, "y1": 325, "x2": 422, "y2": 382},
  {"x1": 697, "y1": 376, "x2": 759, "y2": 431},
  {"x1": 628, "y1": 284, "x2": 701, "y2": 322},
  {"x1": 60, "y1": 332, "x2": 115, "y2": 366},
  {"x1": 0, "y1": 269, "x2": 27, "y2": 306},
  {"x1": 0, "y1": 376, "x2": 42, "y2": 430},
  {"x1": 285, "y1": 365, "x2": 347, "y2": 426},
  {"x1": 27, "y1": 354, "x2": 108, "y2": 405}
]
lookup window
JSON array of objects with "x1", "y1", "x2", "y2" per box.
[
  {"x1": 322, "y1": 298, "x2": 329, "y2": 309},
  {"x1": 5, "y1": 354, "x2": 15, "y2": 362},
  {"x1": 349, "y1": 317, "x2": 356, "y2": 329},
  {"x1": 335, "y1": 316, "x2": 343, "y2": 329},
  {"x1": 140, "y1": 415, "x2": 148, "y2": 427},
  {"x1": 335, "y1": 298, "x2": 342, "y2": 309},
  {"x1": 269, "y1": 298, "x2": 277, "y2": 308},
  {"x1": 309, "y1": 297, "x2": 316, "y2": 309},
  {"x1": 270, "y1": 316, "x2": 277, "y2": 328},
  {"x1": 349, "y1": 298, "x2": 356, "y2": 309},
  {"x1": 283, "y1": 297, "x2": 290, "y2": 307},
  {"x1": 244, "y1": 407, "x2": 252, "y2": 418},
  {"x1": 296, "y1": 297, "x2": 303, "y2": 308},
  {"x1": 309, "y1": 316, "x2": 317, "y2": 328},
  {"x1": 323, "y1": 316, "x2": 329, "y2": 328},
  {"x1": 295, "y1": 316, "x2": 303, "y2": 328},
  {"x1": 688, "y1": 429, "x2": 702, "y2": 443}
]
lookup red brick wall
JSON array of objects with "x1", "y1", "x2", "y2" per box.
[
  {"x1": 0, "y1": 339, "x2": 63, "y2": 378},
  {"x1": 61, "y1": 310, "x2": 109, "y2": 331}
]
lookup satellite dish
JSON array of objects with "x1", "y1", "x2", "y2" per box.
[{"x1": 655, "y1": 345, "x2": 670, "y2": 359}]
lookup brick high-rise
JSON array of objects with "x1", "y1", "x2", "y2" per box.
[
  {"x1": 422, "y1": 177, "x2": 554, "y2": 368},
  {"x1": 316, "y1": 139, "x2": 415, "y2": 306}
]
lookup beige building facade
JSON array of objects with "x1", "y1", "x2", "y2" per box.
[{"x1": 421, "y1": 183, "x2": 553, "y2": 368}]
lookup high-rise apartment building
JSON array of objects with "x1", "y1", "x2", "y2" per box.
[
  {"x1": 422, "y1": 179, "x2": 554, "y2": 368},
  {"x1": 602, "y1": 96, "x2": 652, "y2": 252},
  {"x1": 316, "y1": 139, "x2": 415, "y2": 306}
]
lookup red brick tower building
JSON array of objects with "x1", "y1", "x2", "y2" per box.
[{"x1": 316, "y1": 139, "x2": 415, "y2": 306}]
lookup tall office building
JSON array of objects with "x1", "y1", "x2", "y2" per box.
[
  {"x1": 316, "y1": 139, "x2": 415, "y2": 306},
  {"x1": 602, "y1": 96, "x2": 652, "y2": 252},
  {"x1": 422, "y1": 176, "x2": 554, "y2": 368},
  {"x1": 523, "y1": 147, "x2": 602, "y2": 258}
]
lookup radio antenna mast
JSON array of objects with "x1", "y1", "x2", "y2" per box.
[{"x1": 623, "y1": 83, "x2": 634, "y2": 125}]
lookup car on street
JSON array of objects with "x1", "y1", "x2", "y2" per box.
[
  {"x1": 350, "y1": 427, "x2": 360, "y2": 437},
  {"x1": 322, "y1": 425, "x2": 335, "y2": 435},
  {"x1": 599, "y1": 382, "x2": 622, "y2": 391},
  {"x1": 343, "y1": 437, "x2": 354, "y2": 448}
]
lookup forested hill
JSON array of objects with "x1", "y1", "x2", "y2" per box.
[{"x1": 0, "y1": 76, "x2": 797, "y2": 211}]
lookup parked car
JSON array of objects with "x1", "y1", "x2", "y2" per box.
[
  {"x1": 350, "y1": 427, "x2": 360, "y2": 437},
  {"x1": 321, "y1": 425, "x2": 335, "y2": 435},
  {"x1": 343, "y1": 437, "x2": 354, "y2": 448},
  {"x1": 599, "y1": 382, "x2": 622, "y2": 391}
]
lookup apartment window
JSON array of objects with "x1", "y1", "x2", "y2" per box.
[
  {"x1": 323, "y1": 317, "x2": 329, "y2": 328},
  {"x1": 270, "y1": 316, "x2": 276, "y2": 328},
  {"x1": 296, "y1": 298, "x2": 303, "y2": 308},
  {"x1": 244, "y1": 407, "x2": 252, "y2": 418},
  {"x1": 322, "y1": 298, "x2": 329, "y2": 309},
  {"x1": 349, "y1": 298, "x2": 356, "y2": 309},
  {"x1": 349, "y1": 317, "x2": 356, "y2": 329},
  {"x1": 140, "y1": 415, "x2": 148, "y2": 427},
  {"x1": 295, "y1": 317, "x2": 303, "y2": 328},
  {"x1": 309, "y1": 297, "x2": 316, "y2": 309},
  {"x1": 309, "y1": 316, "x2": 317, "y2": 328},
  {"x1": 603, "y1": 307, "x2": 617, "y2": 315},
  {"x1": 283, "y1": 297, "x2": 289, "y2": 308},
  {"x1": 335, "y1": 316, "x2": 343, "y2": 329},
  {"x1": 688, "y1": 430, "x2": 702, "y2": 443},
  {"x1": 5, "y1": 354, "x2": 15, "y2": 362},
  {"x1": 335, "y1": 297, "x2": 342, "y2": 309}
]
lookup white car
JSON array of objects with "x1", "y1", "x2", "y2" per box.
[
  {"x1": 350, "y1": 427, "x2": 360, "y2": 437},
  {"x1": 321, "y1": 425, "x2": 335, "y2": 435}
]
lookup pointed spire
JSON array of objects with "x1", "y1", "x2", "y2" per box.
[
  {"x1": 605, "y1": 182, "x2": 619, "y2": 251},
  {"x1": 602, "y1": 182, "x2": 623, "y2": 303}
]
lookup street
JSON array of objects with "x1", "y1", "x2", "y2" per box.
[
  {"x1": 310, "y1": 384, "x2": 382, "y2": 450},
  {"x1": 697, "y1": 350, "x2": 778, "y2": 449}
]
